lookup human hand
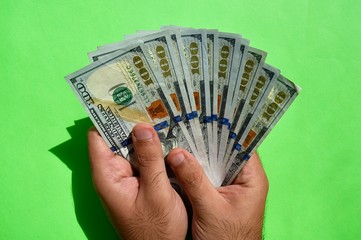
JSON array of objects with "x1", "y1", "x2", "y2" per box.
[
  {"x1": 167, "y1": 149, "x2": 269, "y2": 240},
  {"x1": 88, "y1": 124, "x2": 188, "y2": 239}
]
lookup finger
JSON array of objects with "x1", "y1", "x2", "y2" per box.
[
  {"x1": 132, "y1": 123, "x2": 170, "y2": 195},
  {"x1": 232, "y1": 152, "x2": 269, "y2": 193},
  {"x1": 88, "y1": 127, "x2": 133, "y2": 183},
  {"x1": 166, "y1": 148, "x2": 220, "y2": 207},
  {"x1": 88, "y1": 127, "x2": 140, "y2": 221}
]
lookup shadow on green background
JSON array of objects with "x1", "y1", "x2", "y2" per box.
[{"x1": 49, "y1": 118, "x2": 118, "y2": 240}]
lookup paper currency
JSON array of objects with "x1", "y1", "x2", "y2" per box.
[
  {"x1": 230, "y1": 47, "x2": 267, "y2": 135},
  {"x1": 179, "y1": 29, "x2": 214, "y2": 177},
  {"x1": 222, "y1": 74, "x2": 301, "y2": 185},
  {"x1": 166, "y1": 30, "x2": 208, "y2": 163},
  {"x1": 216, "y1": 33, "x2": 243, "y2": 170},
  {"x1": 88, "y1": 31, "x2": 215, "y2": 182},
  {"x1": 206, "y1": 29, "x2": 220, "y2": 176},
  {"x1": 66, "y1": 44, "x2": 177, "y2": 163},
  {"x1": 66, "y1": 27, "x2": 301, "y2": 188},
  {"x1": 223, "y1": 63, "x2": 279, "y2": 167}
]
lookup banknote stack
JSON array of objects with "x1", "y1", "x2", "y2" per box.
[{"x1": 66, "y1": 26, "x2": 301, "y2": 187}]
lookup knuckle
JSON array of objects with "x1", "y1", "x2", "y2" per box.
[
  {"x1": 136, "y1": 152, "x2": 161, "y2": 168},
  {"x1": 183, "y1": 170, "x2": 203, "y2": 189},
  {"x1": 150, "y1": 171, "x2": 164, "y2": 189}
]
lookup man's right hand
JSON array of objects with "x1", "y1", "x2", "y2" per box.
[{"x1": 167, "y1": 149, "x2": 269, "y2": 240}]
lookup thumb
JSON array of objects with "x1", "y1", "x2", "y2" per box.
[
  {"x1": 132, "y1": 123, "x2": 171, "y2": 197},
  {"x1": 166, "y1": 148, "x2": 219, "y2": 207}
]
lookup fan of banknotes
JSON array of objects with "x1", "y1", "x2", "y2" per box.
[{"x1": 66, "y1": 26, "x2": 300, "y2": 187}]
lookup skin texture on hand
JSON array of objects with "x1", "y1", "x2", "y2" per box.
[
  {"x1": 166, "y1": 149, "x2": 269, "y2": 240},
  {"x1": 88, "y1": 124, "x2": 188, "y2": 240},
  {"x1": 88, "y1": 123, "x2": 268, "y2": 240}
]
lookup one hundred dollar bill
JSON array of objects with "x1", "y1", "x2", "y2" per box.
[
  {"x1": 220, "y1": 47, "x2": 267, "y2": 170},
  {"x1": 90, "y1": 32, "x2": 183, "y2": 114},
  {"x1": 222, "y1": 75, "x2": 301, "y2": 185},
  {"x1": 179, "y1": 29, "x2": 214, "y2": 179},
  {"x1": 206, "y1": 30, "x2": 221, "y2": 178},
  {"x1": 212, "y1": 38, "x2": 250, "y2": 185},
  {"x1": 217, "y1": 38, "x2": 252, "y2": 174},
  {"x1": 167, "y1": 30, "x2": 208, "y2": 160},
  {"x1": 223, "y1": 64, "x2": 280, "y2": 168},
  {"x1": 230, "y1": 47, "x2": 267, "y2": 130},
  {"x1": 66, "y1": 44, "x2": 180, "y2": 165},
  {"x1": 216, "y1": 33, "x2": 242, "y2": 167}
]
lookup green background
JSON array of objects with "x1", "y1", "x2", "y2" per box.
[{"x1": 1, "y1": 0, "x2": 360, "y2": 239}]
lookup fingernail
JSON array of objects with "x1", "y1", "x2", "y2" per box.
[
  {"x1": 169, "y1": 152, "x2": 185, "y2": 167},
  {"x1": 133, "y1": 127, "x2": 153, "y2": 141}
]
